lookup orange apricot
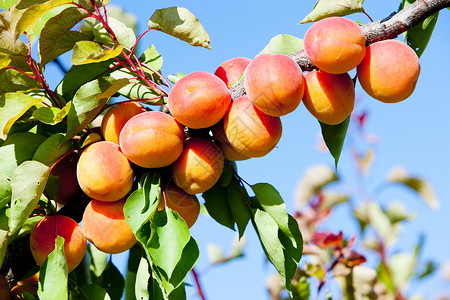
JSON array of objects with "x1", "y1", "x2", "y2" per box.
[
  {"x1": 212, "y1": 121, "x2": 250, "y2": 161},
  {"x1": 244, "y1": 53, "x2": 304, "y2": 117},
  {"x1": 120, "y1": 111, "x2": 185, "y2": 168},
  {"x1": 82, "y1": 199, "x2": 137, "y2": 254},
  {"x1": 158, "y1": 183, "x2": 200, "y2": 228},
  {"x1": 302, "y1": 70, "x2": 355, "y2": 125},
  {"x1": 101, "y1": 101, "x2": 147, "y2": 144},
  {"x1": 77, "y1": 141, "x2": 134, "y2": 202},
  {"x1": 357, "y1": 39, "x2": 420, "y2": 103},
  {"x1": 223, "y1": 95, "x2": 282, "y2": 157},
  {"x1": 172, "y1": 137, "x2": 224, "y2": 195},
  {"x1": 168, "y1": 71, "x2": 231, "y2": 129},
  {"x1": 214, "y1": 57, "x2": 251, "y2": 88},
  {"x1": 304, "y1": 17, "x2": 366, "y2": 74},
  {"x1": 29, "y1": 215, "x2": 87, "y2": 273}
]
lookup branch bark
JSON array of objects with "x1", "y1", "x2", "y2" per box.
[{"x1": 230, "y1": 0, "x2": 450, "y2": 100}]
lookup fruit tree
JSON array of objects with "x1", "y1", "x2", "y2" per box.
[{"x1": 0, "y1": 0, "x2": 449, "y2": 299}]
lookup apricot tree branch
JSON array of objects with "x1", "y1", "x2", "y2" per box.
[{"x1": 230, "y1": 0, "x2": 450, "y2": 100}]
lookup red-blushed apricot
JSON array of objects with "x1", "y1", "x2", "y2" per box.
[
  {"x1": 304, "y1": 17, "x2": 366, "y2": 74},
  {"x1": 29, "y1": 215, "x2": 87, "y2": 273},
  {"x1": 158, "y1": 183, "x2": 200, "y2": 228},
  {"x1": 357, "y1": 39, "x2": 420, "y2": 103},
  {"x1": 223, "y1": 95, "x2": 282, "y2": 157},
  {"x1": 101, "y1": 101, "x2": 147, "y2": 144},
  {"x1": 214, "y1": 57, "x2": 251, "y2": 88},
  {"x1": 82, "y1": 199, "x2": 137, "y2": 254},
  {"x1": 0, "y1": 274, "x2": 10, "y2": 299},
  {"x1": 77, "y1": 141, "x2": 134, "y2": 202},
  {"x1": 244, "y1": 53, "x2": 304, "y2": 117},
  {"x1": 46, "y1": 151, "x2": 80, "y2": 206},
  {"x1": 120, "y1": 111, "x2": 185, "y2": 168},
  {"x1": 302, "y1": 70, "x2": 355, "y2": 125},
  {"x1": 212, "y1": 121, "x2": 250, "y2": 161},
  {"x1": 168, "y1": 71, "x2": 231, "y2": 129},
  {"x1": 172, "y1": 137, "x2": 224, "y2": 195}
]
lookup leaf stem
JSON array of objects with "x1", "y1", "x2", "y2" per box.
[{"x1": 191, "y1": 268, "x2": 207, "y2": 300}]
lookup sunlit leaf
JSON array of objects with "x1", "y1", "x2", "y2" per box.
[
  {"x1": 88, "y1": 244, "x2": 108, "y2": 277},
  {"x1": 207, "y1": 243, "x2": 224, "y2": 264},
  {"x1": 291, "y1": 276, "x2": 310, "y2": 300},
  {"x1": 390, "y1": 253, "x2": 416, "y2": 288},
  {"x1": 0, "y1": 0, "x2": 16, "y2": 10},
  {"x1": 148, "y1": 7, "x2": 211, "y2": 49},
  {"x1": 0, "y1": 54, "x2": 11, "y2": 70},
  {"x1": 0, "y1": 92, "x2": 41, "y2": 139},
  {"x1": 0, "y1": 208, "x2": 9, "y2": 266},
  {"x1": 9, "y1": 160, "x2": 50, "y2": 235},
  {"x1": 260, "y1": 34, "x2": 304, "y2": 55},
  {"x1": 0, "y1": 69, "x2": 41, "y2": 94},
  {"x1": 38, "y1": 236, "x2": 68, "y2": 300},
  {"x1": 32, "y1": 133, "x2": 72, "y2": 166},
  {"x1": 388, "y1": 167, "x2": 439, "y2": 209},
  {"x1": 319, "y1": 116, "x2": 350, "y2": 168},
  {"x1": 300, "y1": 0, "x2": 365, "y2": 24},
  {"x1": 135, "y1": 256, "x2": 151, "y2": 300},
  {"x1": 92, "y1": 17, "x2": 136, "y2": 49},
  {"x1": 72, "y1": 41, "x2": 123, "y2": 65}
]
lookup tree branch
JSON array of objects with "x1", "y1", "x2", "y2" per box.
[{"x1": 230, "y1": 0, "x2": 450, "y2": 100}]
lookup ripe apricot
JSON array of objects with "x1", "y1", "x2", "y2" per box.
[
  {"x1": 304, "y1": 17, "x2": 366, "y2": 74},
  {"x1": 120, "y1": 111, "x2": 185, "y2": 168},
  {"x1": 357, "y1": 39, "x2": 420, "y2": 103},
  {"x1": 158, "y1": 183, "x2": 200, "y2": 228},
  {"x1": 302, "y1": 70, "x2": 355, "y2": 125},
  {"x1": 101, "y1": 101, "x2": 147, "y2": 144},
  {"x1": 212, "y1": 121, "x2": 250, "y2": 161},
  {"x1": 244, "y1": 53, "x2": 304, "y2": 117},
  {"x1": 214, "y1": 57, "x2": 251, "y2": 88},
  {"x1": 82, "y1": 199, "x2": 137, "y2": 254},
  {"x1": 172, "y1": 137, "x2": 224, "y2": 195},
  {"x1": 223, "y1": 95, "x2": 282, "y2": 157},
  {"x1": 168, "y1": 71, "x2": 231, "y2": 129},
  {"x1": 77, "y1": 141, "x2": 134, "y2": 202},
  {"x1": 29, "y1": 215, "x2": 87, "y2": 273}
]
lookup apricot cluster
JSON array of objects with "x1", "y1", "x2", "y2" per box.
[{"x1": 302, "y1": 17, "x2": 420, "y2": 124}]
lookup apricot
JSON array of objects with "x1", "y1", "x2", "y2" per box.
[
  {"x1": 77, "y1": 141, "x2": 134, "y2": 202},
  {"x1": 158, "y1": 183, "x2": 200, "y2": 228},
  {"x1": 357, "y1": 39, "x2": 420, "y2": 103},
  {"x1": 82, "y1": 199, "x2": 137, "y2": 254},
  {"x1": 244, "y1": 53, "x2": 304, "y2": 117},
  {"x1": 29, "y1": 215, "x2": 87, "y2": 273},
  {"x1": 172, "y1": 137, "x2": 224, "y2": 195},
  {"x1": 101, "y1": 101, "x2": 147, "y2": 144},
  {"x1": 212, "y1": 121, "x2": 250, "y2": 161},
  {"x1": 304, "y1": 17, "x2": 366, "y2": 74},
  {"x1": 10, "y1": 284, "x2": 37, "y2": 299},
  {"x1": 168, "y1": 71, "x2": 231, "y2": 129},
  {"x1": 214, "y1": 57, "x2": 251, "y2": 88},
  {"x1": 223, "y1": 95, "x2": 282, "y2": 157},
  {"x1": 302, "y1": 70, "x2": 355, "y2": 125},
  {"x1": 46, "y1": 151, "x2": 81, "y2": 206},
  {"x1": 120, "y1": 111, "x2": 185, "y2": 168}
]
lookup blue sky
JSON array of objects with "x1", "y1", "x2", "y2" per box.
[{"x1": 42, "y1": 0, "x2": 450, "y2": 298}]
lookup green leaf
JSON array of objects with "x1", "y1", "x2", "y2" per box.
[
  {"x1": 227, "y1": 179, "x2": 251, "y2": 238},
  {"x1": 38, "y1": 236, "x2": 68, "y2": 300},
  {"x1": 38, "y1": 6, "x2": 91, "y2": 66},
  {"x1": 388, "y1": 167, "x2": 439, "y2": 209},
  {"x1": 72, "y1": 41, "x2": 123, "y2": 65},
  {"x1": 0, "y1": 92, "x2": 42, "y2": 140},
  {"x1": 148, "y1": 7, "x2": 211, "y2": 49},
  {"x1": 260, "y1": 34, "x2": 304, "y2": 55},
  {"x1": 32, "y1": 107, "x2": 63, "y2": 125},
  {"x1": 88, "y1": 243, "x2": 108, "y2": 277},
  {"x1": 0, "y1": 0, "x2": 16, "y2": 10},
  {"x1": 291, "y1": 277, "x2": 310, "y2": 300},
  {"x1": 0, "y1": 208, "x2": 9, "y2": 266},
  {"x1": 202, "y1": 182, "x2": 235, "y2": 230},
  {"x1": 96, "y1": 262, "x2": 125, "y2": 300},
  {"x1": 167, "y1": 73, "x2": 185, "y2": 84},
  {"x1": 147, "y1": 209, "x2": 191, "y2": 281},
  {"x1": 79, "y1": 284, "x2": 111, "y2": 300},
  {"x1": 300, "y1": 0, "x2": 365, "y2": 24},
  {"x1": 33, "y1": 134, "x2": 72, "y2": 166},
  {"x1": 0, "y1": 69, "x2": 41, "y2": 94},
  {"x1": 62, "y1": 76, "x2": 127, "y2": 144},
  {"x1": 0, "y1": 177, "x2": 11, "y2": 209},
  {"x1": 0, "y1": 54, "x2": 11, "y2": 70},
  {"x1": 12, "y1": 0, "x2": 74, "y2": 39},
  {"x1": 400, "y1": 0, "x2": 438, "y2": 58},
  {"x1": 9, "y1": 160, "x2": 50, "y2": 235},
  {"x1": 319, "y1": 116, "x2": 350, "y2": 168},
  {"x1": 252, "y1": 209, "x2": 302, "y2": 290},
  {"x1": 390, "y1": 253, "x2": 415, "y2": 288},
  {"x1": 92, "y1": 17, "x2": 136, "y2": 49},
  {"x1": 124, "y1": 172, "x2": 161, "y2": 235},
  {"x1": 0, "y1": 132, "x2": 46, "y2": 178},
  {"x1": 139, "y1": 45, "x2": 163, "y2": 72},
  {"x1": 135, "y1": 256, "x2": 151, "y2": 300}
]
